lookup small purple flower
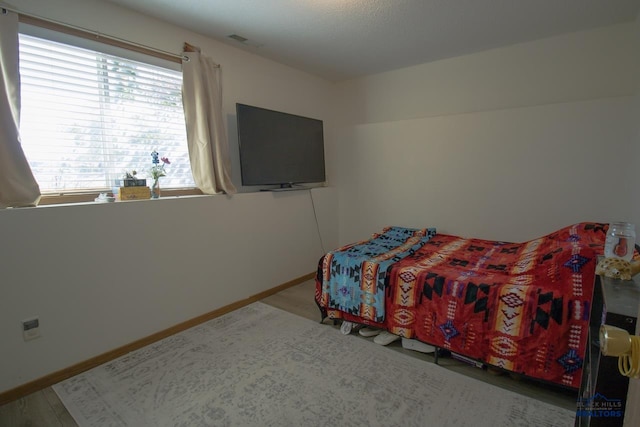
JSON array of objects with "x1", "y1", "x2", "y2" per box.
[{"x1": 150, "y1": 151, "x2": 169, "y2": 179}]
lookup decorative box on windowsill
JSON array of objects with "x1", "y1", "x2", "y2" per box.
[{"x1": 115, "y1": 186, "x2": 151, "y2": 200}]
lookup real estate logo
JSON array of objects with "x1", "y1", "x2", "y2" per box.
[{"x1": 576, "y1": 393, "x2": 623, "y2": 418}]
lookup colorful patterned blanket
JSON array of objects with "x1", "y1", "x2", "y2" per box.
[
  {"x1": 316, "y1": 226, "x2": 436, "y2": 323},
  {"x1": 315, "y1": 223, "x2": 607, "y2": 389}
]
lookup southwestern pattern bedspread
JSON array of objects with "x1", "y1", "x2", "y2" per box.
[
  {"x1": 316, "y1": 226, "x2": 436, "y2": 323},
  {"x1": 315, "y1": 223, "x2": 608, "y2": 389}
]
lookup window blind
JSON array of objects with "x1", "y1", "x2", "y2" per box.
[{"x1": 18, "y1": 33, "x2": 195, "y2": 193}]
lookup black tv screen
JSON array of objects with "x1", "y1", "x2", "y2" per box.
[{"x1": 236, "y1": 103, "x2": 326, "y2": 187}]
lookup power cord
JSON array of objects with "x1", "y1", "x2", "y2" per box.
[
  {"x1": 308, "y1": 188, "x2": 326, "y2": 255},
  {"x1": 619, "y1": 335, "x2": 640, "y2": 378}
]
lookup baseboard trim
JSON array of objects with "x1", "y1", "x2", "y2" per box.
[{"x1": 0, "y1": 272, "x2": 315, "y2": 406}]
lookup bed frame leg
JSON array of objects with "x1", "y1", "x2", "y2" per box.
[
  {"x1": 434, "y1": 347, "x2": 440, "y2": 365},
  {"x1": 316, "y1": 303, "x2": 328, "y2": 324}
]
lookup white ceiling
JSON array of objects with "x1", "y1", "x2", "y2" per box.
[{"x1": 104, "y1": 0, "x2": 640, "y2": 82}]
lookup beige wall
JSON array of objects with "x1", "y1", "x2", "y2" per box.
[
  {"x1": 0, "y1": 0, "x2": 338, "y2": 394},
  {"x1": 623, "y1": 12, "x2": 640, "y2": 427},
  {"x1": 0, "y1": 190, "x2": 336, "y2": 392},
  {"x1": 333, "y1": 23, "x2": 640, "y2": 243},
  {"x1": 632, "y1": 14, "x2": 640, "y2": 233},
  {"x1": 335, "y1": 24, "x2": 637, "y2": 125}
]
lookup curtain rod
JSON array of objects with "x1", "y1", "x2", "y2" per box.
[{"x1": 1, "y1": 4, "x2": 188, "y2": 63}]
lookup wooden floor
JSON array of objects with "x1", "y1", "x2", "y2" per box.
[{"x1": 0, "y1": 279, "x2": 577, "y2": 426}]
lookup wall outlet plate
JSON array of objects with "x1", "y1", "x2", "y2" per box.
[{"x1": 22, "y1": 317, "x2": 40, "y2": 341}]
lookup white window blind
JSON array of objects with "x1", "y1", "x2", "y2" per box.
[{"x1": 18, "y1": 33, "x2": 195, "y2": 193}]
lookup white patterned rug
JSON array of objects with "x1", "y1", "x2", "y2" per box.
[{"x1": 53, "y1": 302, "x2": 575, "y2": 427}]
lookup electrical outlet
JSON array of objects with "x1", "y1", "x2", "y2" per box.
[{"x1": 22, "y1": 317, "x2": 40, "y2": 341}]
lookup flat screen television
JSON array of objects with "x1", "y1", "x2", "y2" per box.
[{"x1": 236, "y1": 103, "x2": 325, "y2": 188}]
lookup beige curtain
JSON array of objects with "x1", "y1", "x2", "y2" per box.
[
  {"x1": 181, "y1": 44, "x2": 236, "y2": 195},
  {"x1": 0, "y1": 9, "x2": 41, "y2": 208}
]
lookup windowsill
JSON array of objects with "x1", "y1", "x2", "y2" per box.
[{"x1": 37, "y1": 188, "x2": 204, "y2": 206}]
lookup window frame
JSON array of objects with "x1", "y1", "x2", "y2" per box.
[{"x1": 17, "y1": 15, "x2": 201, "y2": 205}]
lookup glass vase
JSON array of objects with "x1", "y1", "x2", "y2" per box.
[
  {"x1": 151, "y1": 179, "x2": 161, "y2": 199},
  {"x1": 604, "y1": 222, "x2": 636, "y2": 261}
]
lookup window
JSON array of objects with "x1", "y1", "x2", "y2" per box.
[{"x1": 18, "y1": 32, "x2": 195, "y2": 194}]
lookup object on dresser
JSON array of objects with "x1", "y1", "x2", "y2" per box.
[
  {"x1": 596, "y1": 257, "x2": 640, "y2": 281},
  {"x1": 604, "y1": 222, "x2": 636, "y2": 261}
]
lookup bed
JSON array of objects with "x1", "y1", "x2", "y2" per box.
[{"x1": 315, "y1": 223, "x2": 608, "y2": 389}]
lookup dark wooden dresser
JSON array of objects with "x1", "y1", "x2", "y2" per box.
[{"x1": 576, "y1": 275, "x2": 640, "y2": 427}]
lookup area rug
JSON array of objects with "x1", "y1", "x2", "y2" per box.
[{"x1": 53, "y1": 302, "x2": 575, "y2": 427}]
